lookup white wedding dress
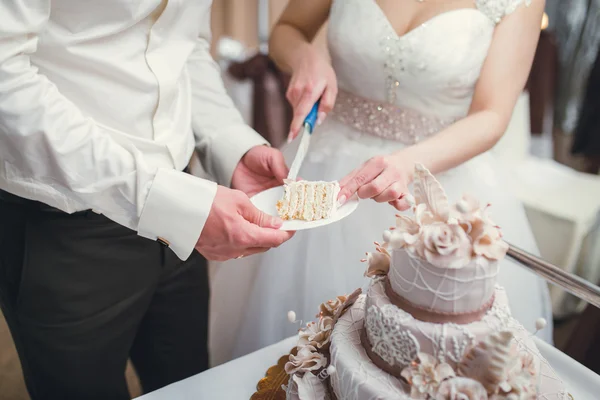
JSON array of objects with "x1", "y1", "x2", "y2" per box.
[{"x1": 209, "y1": 0, "x2": 552, "y2": 366}]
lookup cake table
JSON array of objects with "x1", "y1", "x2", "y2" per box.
[{"x1": 134, "y1": 336, "x2": 599, "y2": 400}]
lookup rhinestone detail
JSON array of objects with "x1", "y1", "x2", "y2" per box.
[
  {"x1": 475, "y1": 0, "x2": 532, "y2": 24},
  {"x1": 381, "y1": 35, "x2": 407, "y2": 104},
  {"x1": 330, "y1": 89, "x2": 457, "y2": 144}
]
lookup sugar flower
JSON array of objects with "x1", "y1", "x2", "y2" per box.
[
  {"x1": 401, "y1": 352, "x2": 456, "y2": 399},
  {"x1": 285, "y1": 345, "x2": 327, "y2": 375}
]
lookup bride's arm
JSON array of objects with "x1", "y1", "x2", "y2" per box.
[
  {"x1": 397, "y1": 0, "x2": 545, "y2": 175},
  {"x1": 338, "y1": 0, "x2": 545, "y2": 210},
  {"x1": 269, "y1": 0, "x2": 336, "y2": 141},
  {"x1": 269, "y1": 0, "x2": 330, "y2": 73}
]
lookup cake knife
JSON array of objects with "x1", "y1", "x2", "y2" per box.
[
  {"x1": 507, "y1": 243, "x2": 600, "y2": 309},
  {"x1": 287, "y1": 100, "x2": 320, "y2": 181}
]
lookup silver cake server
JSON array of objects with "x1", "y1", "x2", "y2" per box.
[
  {"x1": 506, "y1": 243, "x2": 600, "y2": 309},
  {"x1": 287, "y1": 100, "x2": 320, "y2": 181}
]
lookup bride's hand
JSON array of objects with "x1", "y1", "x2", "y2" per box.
[
  {"x1": 337, "y1": 154, "x2": 412, "y2": 211},
  {"x1": 286, "y1": 45, "x2": 337, "y2": 142}
]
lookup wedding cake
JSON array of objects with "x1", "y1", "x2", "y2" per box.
[
  {"x1": 283, "y1": 164, "x2": 566, "y2": 400},
  {"x1": 277, "y1": 180, "x2": 340, "y2": 221}
]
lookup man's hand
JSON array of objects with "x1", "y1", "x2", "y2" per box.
[
  {"x1": 195, "y1": 186, "x2": 294, "y2": 261},
  {"x1": 231, "y1": 146, "x2": 288, "y2": 197}
]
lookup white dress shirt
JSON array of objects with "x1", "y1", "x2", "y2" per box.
[{"x1": 0, "y1": 0, "x2": 268, "y2": 260}]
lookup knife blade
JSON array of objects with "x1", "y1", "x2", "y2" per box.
[
  {"x1": 506, "y1": 244, "x2": 600, "y2": 309},
  {"x1": 287, "y1": 100, "x2": 320, "y2": 181}
]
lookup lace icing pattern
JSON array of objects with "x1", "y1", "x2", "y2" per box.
[
  {"x1": 365, "y1": 304, "x2": 420, "y2": 367},
  {"x1": 363, "y1": 280, "x2": 569, "y2": 393},
  {"x1": 365, "y1": 282, "x2": 480, "y2": 367},
  {"x1": 330, "y1": 295, "x2": 570, "y2": 400},
  {"x1": 330, "y1": 296, "x2": 411, "y2": 399},
  {"x1": 440, "y1": 322, "x2": 477, "y2": 364}
]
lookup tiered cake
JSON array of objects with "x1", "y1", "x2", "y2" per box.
[{"x1": 284, "y1": 164, "x2": 566, "y2": 400}]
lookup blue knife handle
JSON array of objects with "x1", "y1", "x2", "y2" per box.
[{"x1": 303, "y1": 100, "x2": 320, "y2": 133}]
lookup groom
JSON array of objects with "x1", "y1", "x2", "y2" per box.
[{"x1": 0, "y1": 1, "x2": 292, "y2": 399}]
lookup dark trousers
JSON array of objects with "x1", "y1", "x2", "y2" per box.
[{"x1": 0, "y1": 194, "x2": 209, "y2": 399}]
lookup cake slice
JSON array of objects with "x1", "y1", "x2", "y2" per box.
[{"x1": 276, "y1": 180, "x2": 340, "y2": 221}]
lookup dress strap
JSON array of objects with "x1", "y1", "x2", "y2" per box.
[{"x1": 475, "y1": 0, "x2": 532, "y2": 24}]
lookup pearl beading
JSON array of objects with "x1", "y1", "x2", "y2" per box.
[
  {"x1": 475, "y1": 0, "x2": 532, "y2": 24},
  {"x1": 330, "y1": 89, "x2": 457, "y2": 144}
]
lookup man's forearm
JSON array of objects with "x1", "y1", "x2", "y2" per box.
[{"x1": 187, "y1": 10, "x2": 268, "y2": 187}]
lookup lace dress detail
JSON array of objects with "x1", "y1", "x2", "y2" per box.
[
  {"x1": 328, "y1": 0, "x2": 533, "y2": 132},
  {"x1": 476, "y1": 0, "x2": 533, "y2": 23},
  {"x1": 328, "y1": 0, "x2": 535, "y2": 143}
]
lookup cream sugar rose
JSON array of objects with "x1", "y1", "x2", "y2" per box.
[
  {"x1": 372, "y1": 163, "x2": 508, "y2": 272},
  {"x1": 281, "y1": 164, "x2": 566, "y2": 400}
]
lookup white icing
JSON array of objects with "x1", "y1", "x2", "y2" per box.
[
  {"x1": 296, "y1": 183, "x2": 306, "y2": 219},
  {"x1": 314, "y1": 184, "x2": 326, "y2": 220},
  {"x1": 278, "y1": 181, "x2": 340, "y2": 221},
  {"x1": 290, "y1": 185, "x2": 300, "y2": 218},
  {"x1": 325, "y1": 183, "x2": 341, "y2": 219},
  {"x1": 365, "y1": 280, "x2": 482, "y2": 368},
  {"x1": 389, "y1": 248, "x2": 499, "y2": 314},
  {"x1": 304, "y1": 183, "x2": 315, "y2": 221},
  {"x1": 330, "y1": 296, "x2": 410, "y2": 399},
  {"x1": 329, "y1": 295, "x2": 568, "y2": 400},
  {"x1": 280, "y1": 185, "x2": 291, "y2": 216}
]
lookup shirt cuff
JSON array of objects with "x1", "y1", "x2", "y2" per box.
[
  {"x1": 137, "y1": 168, "x2": 217, "y2": 260},
  {"x1": 209, "y1": 125, "x2": 269, "y2": 187}
]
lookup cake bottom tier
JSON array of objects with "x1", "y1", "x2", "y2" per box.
[{"x1": 329, "y1": 295, "x2": 567, "y2": 400}]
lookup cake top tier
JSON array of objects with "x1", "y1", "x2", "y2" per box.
[
  {"x1": 362, "y1": 164, "x2": 509, "y2": 314},
  {"x1": 364, "y1": 164, "x2": 508, "y2": 275}
]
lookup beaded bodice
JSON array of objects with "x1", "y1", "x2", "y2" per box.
[{"x1": 327, "y1": 0, "x2": 531, "y2": 143}]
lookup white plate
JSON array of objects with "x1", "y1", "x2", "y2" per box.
[{"x1": 250, "y1": 185, "x2": 360, "y2": 231}]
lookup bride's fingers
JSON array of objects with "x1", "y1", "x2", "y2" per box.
[
  {"x1": 389, "y1": 197, "x2": 411, "y2": 211},
  {"x1": 318, "y1": 84, "x2": 338, "y2": 125},
  {"x1": 338, "y1": 166, "x2": 360, "y2": 189},
  {"x1": 372, "y1": 182, "x2": 405, "y2": 203},
  {"x1": 357, "y1": 170, "x2": 391, "y2": 199},
  {"x1": 286, "y1": 77, "x2": 304, "y2": 108},
  {"x1": 289, "y1": 84, "x2": 326, "y2": 141},
  {"x1": 338, "y1": 161, "x2": 385, "y2": 204},
  {"x1": 288, "y1": 86, "x2": 312, "y2": 140}
]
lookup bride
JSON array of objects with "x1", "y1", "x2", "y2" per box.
[{"x1": 210, "y1": 0, "x2": 551, "y2": 365}]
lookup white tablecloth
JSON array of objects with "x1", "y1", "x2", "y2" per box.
[{"x1": 136, "y1": 336, "x2": 600, "y2": 400}]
